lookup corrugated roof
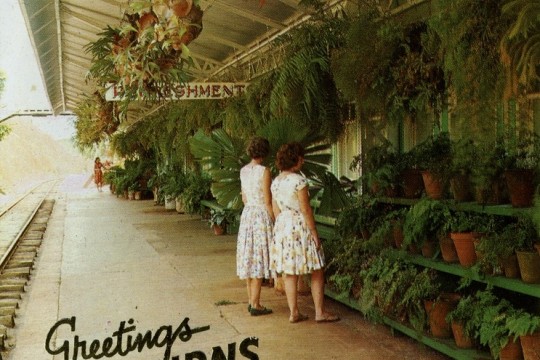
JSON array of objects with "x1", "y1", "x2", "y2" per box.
[{"x1": 18, "y1": 0, "x2": 315, "y2": 115}]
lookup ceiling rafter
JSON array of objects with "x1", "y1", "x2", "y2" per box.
[{"x1": 209, "y1": 1, "x2": 286, "y2": 30}]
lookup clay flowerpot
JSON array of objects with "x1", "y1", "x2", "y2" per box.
[
  {"x1": 393, "y1": 222, "x2": 404, "y2": 249},
  {"x1": 421, "y1": 171, "x2": 446, "y2": 200},
  {"x1": 451, "y1": 321, "x2": 474, "y2": 349},
  {"x1": 451, "y1": 232, "x2": 477, "y2": 267},
  {"x1": 212, "y1": 224, "x2": 225, "y2": 236},
  {"x1": 424, "y1": 293, "x2": 460, "y2": 338},
  {"x1": 498, "y1": 336, "x2": 523, "y2": 360},
  {"x1": 421, "y1": 239, "x2": 437, "y2": 258},
  {"x1": 516, "y1": 251, "x2": 540, "y2": 284},
  {"x1": 439, "y1": 236, "x2": 459, "y2": 263},
  {"x1": 450, "y1": 174, "x2": 472, "y2": 202},
  {"x1": 520, "y1": 331, "x2": 540, "y2": 360},
  {"x1": 474, "y1": 178, "x2": 508, "y2": 205},
  {"x1": 505, "y1": 169, "x2": 535, "y2": 208},
  {"x1": 400, "y1": 169, "x2": 424, "y2": 199},
  {"x1": 500, "y1": 254, "x2": 521, "y2": 279}
]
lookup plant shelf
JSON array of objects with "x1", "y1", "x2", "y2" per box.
[
  {"x1": 324, "y1": 288, "x2": 491, "y2": 360},
  {"x1": 391, "y1": 250, "x2": 540, "y2": 298},
  {"x1": 378, "y1": 197, "x2": 534, "y2": 217}
]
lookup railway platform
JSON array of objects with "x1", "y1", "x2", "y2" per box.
[{"x1": 5, "y1": 175, "x2": 448, "y2": 360}]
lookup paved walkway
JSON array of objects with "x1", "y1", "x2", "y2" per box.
[{"x1": 4, "y1": 175, "x2": 448, "y2": 360}]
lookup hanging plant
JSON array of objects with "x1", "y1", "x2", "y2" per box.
[
  {"x1": 428, "y1": 0, "x2": 509, "y2": 134},
  {"x1": 73, "y1": 91, "x2": 120, "y2": 150},
  {"x1": 500, "y1": 0, "x2": 540, "y2": 97},
  {"x1": 85, "y1": 0, "x2": 204, "y2": 103}
]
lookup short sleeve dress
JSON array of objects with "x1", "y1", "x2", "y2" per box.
[
  {"x1": 270, "y1": 173, "x2": 325, "y2": 275},
  {"x1": 236, "y1": 164, "x2": 274, "y2": 280}
]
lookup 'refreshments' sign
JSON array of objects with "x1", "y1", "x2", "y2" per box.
[{"x1": 105, "y1": 83, "x2": 249, "y2": 101}]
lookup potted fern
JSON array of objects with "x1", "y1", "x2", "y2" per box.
[
  {"x1": 402, "y1": 198, "x2": 452, "y2": 258},
  {"x1": 507, "y1": 310, "x2": 540, "y2": 360}
]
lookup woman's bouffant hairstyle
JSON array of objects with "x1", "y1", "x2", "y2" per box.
[
  {"x1": 247, "y1": 137, "x2": 270, "y2": 159},
  {"x1": 276, "y1": 142, "x2": 305, "y2": 171}
]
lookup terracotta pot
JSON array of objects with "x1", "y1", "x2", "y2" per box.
[
  {"x1": 475, "y1": 178, "x2": 508, "y2": 205},
  {"x1": 439, "y1": 236, "x2": 459, "y2": 263},
  {"x1": 451, "y1": 321, "x2": 474, "y2": 349},
  {"x1": 450, "y1": 174, "x2": 472, "y2": 202},
  {"x1": 505, "y1": 169, "x2": 536, "y2": 208},
  {"x1": 212, "y1": 224, "x2": 225, "y2": 236},
  {"x1": 516, "y1": 251, "x2": 540, "y2": 284},
  {"x1": 520, "y1": 331, "x2": 540, "y2": 360},
  {"x1": 421, "y1": 239, "x2": 437, "y2": 258},
  {"x1": 451, "y1": 232, "x2": 477, "y2": 267},
  {"x1": 501, "y1": 254, "x2": 521, "y2": 279},
  {"x1": 499, "y1": 336, "x2": 523, "y2": 360},
  {"x1": 400, "y1": 169, "x2": 424, "y2": 198},
  {"x1": 424, "y1": 293, "x2": 460, "y2": 339},
  {"x1": 138, "y1": 12, "x2": 157, "y2": 30},
  {"x1": 421, "y1": 171, "x2": 446, "y2": 200}
]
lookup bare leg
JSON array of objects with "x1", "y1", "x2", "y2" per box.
[
  {"x1": 283, "y1": 274, "x2": 299, "y2": 319},
  {"x1": 246, "y1": 279, "x2": 253, "y2": 308},
  {"x1": 311, "y1": 269, "x2": 339, "y2": 322},
  {"x1": 311, "y1": 269, "x2": 325, "y2": 318},
  {"x1": 249, "y1": 278, "x2": 263, "y2": 308}
]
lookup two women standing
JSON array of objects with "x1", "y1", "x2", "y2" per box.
[{"x1": 237, "y1": 138, "x2": 339, "y2": 323}]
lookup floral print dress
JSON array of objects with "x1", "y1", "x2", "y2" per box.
[
  {"x1": 270, "y1": 173, "x2": 325, "y2": 275},
  {"x1": 236, "y1": 164, "x2": 273, "y2": 280}
]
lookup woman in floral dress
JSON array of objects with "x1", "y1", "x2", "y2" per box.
[
  {"x1": 237, "y1": 137, "x2": 274, "y2": 316},
  {"x1": 271, "y1": 142, "x2": 339, "y2": 323}
]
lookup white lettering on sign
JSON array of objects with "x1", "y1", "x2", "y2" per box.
[{"x1": 105, "y1": 83, "x2": 248, "y2": 101}]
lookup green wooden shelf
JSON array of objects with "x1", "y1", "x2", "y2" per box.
[
  {"x1": 324, "y1": 288, "x2": 491, "y2": 360},
  {"x1": 378, "y1": 197, "x2": 534, "y2": 217},
  {"x1": 391, "y1": 250, "x2": 540, "y2": 298}
]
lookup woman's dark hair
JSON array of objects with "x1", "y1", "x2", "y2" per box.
[
  {"x1": 247, "y1": 137, "x2": 270, "y2": 159},
  {"x1": 95, "y1": 157, "x2": 100, "y2": 162},
  {"x1": 276, "y1": 142, "x2": 305, "y2": 171}
]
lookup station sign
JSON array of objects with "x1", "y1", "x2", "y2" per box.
[{"x1": 105, "y1": 82, "x2": 249, "y2": 101}]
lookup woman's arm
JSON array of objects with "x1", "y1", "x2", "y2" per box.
[
  {"x1": 262, "y1": 168, "x2": 274, "y2": 222},
  {"x1": 272, "y1": 199, "x2": 281, "y2": 220},
  {"x1": 298, "y1": 186, "x2": 320, "y2": 249}
]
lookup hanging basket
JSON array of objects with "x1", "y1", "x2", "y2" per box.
[{"x1": 171, "y1": 0, "x2": 193, "y2": 17}]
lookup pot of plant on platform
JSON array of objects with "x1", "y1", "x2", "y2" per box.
[
  {"x1": 449, "y1": 138, "x2": 476, "y2": 202},
  {"x1": 350, "y1": 139, "x2": 400, "y2": 197},
  {"x1": 513, "y1": 215, "x2": 540, "y2": 284},
  {"x1": 415, "y1": 133, "x2": 453, "y2": 200},
  {"x1": 403, "y1": 197, "x2": 452, "y2": 259},
  {"x1": 471, "y1": 139, "x2": 508, "y2": 205},
  {"x1": 507, "y1": 310, "x2": 540, "y2": 360},
  {"x1": 503, "y1": 131, "x2": 540, "y2": 208},
  {"x1": 471, "y1": 289, "x2": 523, "y2": 360}
]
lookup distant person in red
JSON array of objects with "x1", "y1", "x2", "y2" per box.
[{"x1": 94, "y1": 157, "x2": 104, "y2": 192}]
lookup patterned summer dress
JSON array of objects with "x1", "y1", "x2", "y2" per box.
[
  {"x1": 270, "y1": 173, "x2": 325, "y2": 275},
  {"x1": 236, "y1": 164, "x2": 274, "y2": 280}
]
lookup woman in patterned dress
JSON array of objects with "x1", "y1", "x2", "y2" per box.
[
  {"x1": 237, "y1": 137, "x2": 274, "y2": 316},
  {"x1": 270, "y1": 142, "x2": 339, "y2": 323}
]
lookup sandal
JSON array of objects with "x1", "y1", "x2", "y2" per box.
[
  {"x1": 250, "y1": 306, "x2": 273, "y2": 316},
  {"x1": 315, "y1": 314, "x2": 340, "y2": 323},
  {"x1": 289, "y1": 313, "x2": 308, "y2": 323}
]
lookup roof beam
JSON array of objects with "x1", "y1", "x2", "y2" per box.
[
  {"x1": 202, "y1": 33, "x2": 248, "y2": 52},
  {"x1": 210, "y1": 1, "x2": 286, "y2": 30}
]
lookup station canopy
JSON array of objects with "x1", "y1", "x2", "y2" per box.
[{"x1": 19, "y1": 0, "x2": 335, "y2": 119}]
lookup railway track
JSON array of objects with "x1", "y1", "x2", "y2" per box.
[{"x1": 0, "y1": 180, "x2": 58, "y2": 351}]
